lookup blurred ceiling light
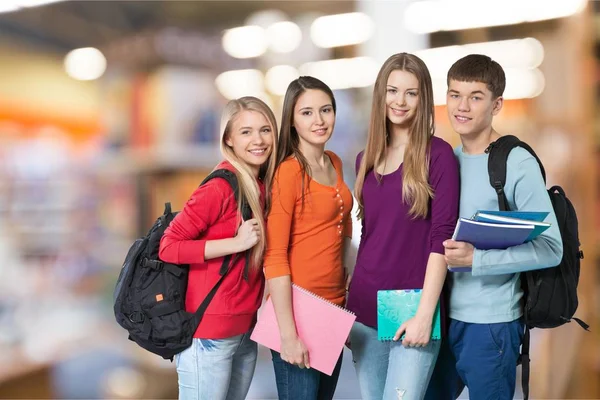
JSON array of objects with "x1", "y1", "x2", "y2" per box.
[
  {"x1": 405, "y1": 0, "x2": 587, "y2": 34},
  {"x1": 0, "y1": 4, "x2": 19, "y2": 12},
  {"x1": 215, "y1": 69, "x2": 265, "y2": 100},
  {"x1": 310, "y1": 12, "x2": 374, "y2": 48},
  {"x1": 416, "y1": 38, "x2": 544, "y2": 79},
  {"x1": 432, "y1": 68, "x2": 545, "y2": 105},
  {"x1": 266, "y1": 65, "x2": 300, "y2": 96},
  {"x1": 245, "y1": 9, "x2": 288, "y2": 28},
  {"x1": 267, "y1": 21, "x2": 302, "y2": 53},
  {"x1": 222, "y1": 26, "x2": 268, "y2": 59},
  {"x1": 17, "y1": 0, "x2": 65, "y2": 6},
  {"x1": 300, "y1": 57, "x2": 379, "y2": 90},
  {"x1": 64, "y1": 47, "x2": 107, "y2": 81},
  {"x1": 0, "y1": 0, "x2": 64, "y2": 11}
]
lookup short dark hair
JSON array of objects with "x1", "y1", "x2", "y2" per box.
[{"x1": 447, "y1": 54, "x2": 506, "y2": 98}]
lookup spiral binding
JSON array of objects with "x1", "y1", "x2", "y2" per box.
[{"x1": 292, "y1": 284, "x2": 355, "y2": 315}]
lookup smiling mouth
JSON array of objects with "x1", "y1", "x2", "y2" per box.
[
  {"x1": 313, "y1": 128, "x2": 328, "y2": 135},
  {"x1": 391, "y1": 108, "x2": 409, "y2": 115},
  {"x1": 454, "y1": 115, "x2": 472, "y2": 123},
  {"x1": 249, "y1": 148, "x2": 267, "y2": 156}
]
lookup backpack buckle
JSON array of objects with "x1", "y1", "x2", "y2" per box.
[
  {"x1": 128, "y1": 311, "x2": 145, "y2": 323},
  {"x1": 143, "y1": 258, "x2": 164, "y2": 270},
  {"x1": 493, "y1": 180, "x2": 504, "y2": 195}
]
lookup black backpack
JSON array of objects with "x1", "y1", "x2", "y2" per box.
[
  {"x1": 113, "y1": 169, "x2": 251, "y2": 360},
  {"x1": 486, "y1": 135, "x2": 589, "y2": 400}
]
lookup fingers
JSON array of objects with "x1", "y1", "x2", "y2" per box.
[
  {"x1": 303, "y1": 349, "x2": 310, "y2": 369},
  {"x1": 393, "y1": 324, "x2": 406, "y2": 342}
]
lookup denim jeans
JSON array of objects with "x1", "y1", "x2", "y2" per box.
[
  {"x1": 175, "y1": 331, "x2": 257, "y2": 400},
  {"x1": 350, "y1": 321, "x2": 441, "y2": 400},
  {"x1": 271, "y1": 349, "x2": 343, "y2": 400}
]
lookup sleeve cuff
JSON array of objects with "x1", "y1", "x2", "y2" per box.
[
  {"x1": 471, "y1": 248, "x2": 485, "y2": 276},
  {"x1": 430, "y1": 241, "x2": 445, "y2": 255},
  {"x1": 264, "y1": 264, "x2": 292, "y2": 280}
]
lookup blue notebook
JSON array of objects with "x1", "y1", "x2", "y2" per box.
[
  {"x1": 473, "y1": 212, "x2": 550, "y2": 241},
  {"x1": 377, "y1": 289, "x2": 441, "y2": 342},
  {"x1": 473, "y1": 210, "x2": 549, "y2": 222},
  {"x1": 452, "y1": 218, "x2": 534, "y2": 250}
]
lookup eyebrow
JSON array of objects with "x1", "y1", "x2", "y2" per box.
[
  {"x1": 387, "y1": 85, "x2": 419, "y2": 91},
  {"x1": 448, "y1": 89, "x2": 485, "y2": 96},
  {"x1": 238, "y1": 125, "x2": 271, "y2": 131},
  {"x1": 298, "y1": 104, "x2": 333, "y2": 111}
]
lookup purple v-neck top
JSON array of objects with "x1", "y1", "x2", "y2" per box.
[{"x1": 346, "y1": 136, "x2": 460, "y2": 328}]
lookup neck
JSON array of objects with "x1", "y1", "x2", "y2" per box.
[
  {"x1": 388, "y1": 123, "x2": 410, "y2": 148},
  {"x1": 298, "y1": 139, "x2": 327, "y2": 167},
  {"x1": 460, "y1": 126, "x2": 500, "y2": 155}
]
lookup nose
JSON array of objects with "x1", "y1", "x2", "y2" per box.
[
  {"x1": 458, "y1": 96, "x2": 469, "y2": 112},
  {"x1": 395, "y1": 92, "x2": 407, "y2": 106},
  {"x1": 252, "y1": 130, "x2": 265, "y2": 144},
  {"x1": 314, "y1": 111, "x2": 324, "y2": 125}
]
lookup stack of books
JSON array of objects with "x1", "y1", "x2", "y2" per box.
[{"x1": 449, "y1": 210, "x2": 551, "y2": 272}]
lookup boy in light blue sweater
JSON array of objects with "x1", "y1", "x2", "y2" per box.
[{"x1": 425, "y1": 55, "x2": 563, "y2": 400}]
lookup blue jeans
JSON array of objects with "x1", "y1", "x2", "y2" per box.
[
  {"x1": 175, "y1": 331, "x2": 257, "y2": 400},
  {"x1": 425, "y1": 318, "x2": 524, "y2": 400},
  {"x1": 271, "y1": 349, "x2": 343, "y2": 400},
  {"x1": 350, "y1": 321, "x2": 441, "y2": 400}
]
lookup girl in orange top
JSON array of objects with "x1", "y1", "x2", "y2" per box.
[{"x1": 264, "y1": 76, "x2": 353, "y2": 400}]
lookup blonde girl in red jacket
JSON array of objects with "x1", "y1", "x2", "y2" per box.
[{"x1": 159, "y1": 96, "x2": 278, "y2": 400}]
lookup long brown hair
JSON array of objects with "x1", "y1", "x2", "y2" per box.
[
  {"x1": 355, "y1": 53, "x2": 435, "y2": 219},
  {"x1": 276, "y1": 76, "x2": 336, "y2": 208},
  {"x1": 220, "y1": 96, "x2": 278, "y2": 269}
]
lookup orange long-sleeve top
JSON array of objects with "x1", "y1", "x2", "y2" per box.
[{"x1": 264, "y1": 151, "x2": 353, "y2": 306}]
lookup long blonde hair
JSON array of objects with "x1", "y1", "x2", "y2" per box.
[
  {"x1": 355, "y1": 53, "x2": 435, "y2": 219},
  {"x1": 220, "y1": 96, "x2": 278, "y2": 268}
]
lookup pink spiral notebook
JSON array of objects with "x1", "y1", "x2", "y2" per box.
[{"x1": 250, "y1": 284, "x2": 356, "y2": 376}]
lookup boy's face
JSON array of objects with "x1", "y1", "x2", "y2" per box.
[{"x1": 446, "y1": 79, "x2": 503, "y2": 138}]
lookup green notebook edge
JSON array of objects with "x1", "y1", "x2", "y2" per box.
[{"x1": 377, "y1": 289, "x2": 442, "y2": 342}]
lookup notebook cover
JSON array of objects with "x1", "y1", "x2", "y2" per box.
[
  {"x1": 377, "y1": 289, "x2": 441, "y2": 342},
  {"x1": 250, "y1": 284, "x2": 356, "y2": 376},
  {"x1": 473, "y1": 212, "x2": 551, "y2": 241},
  {"x1": 452, "y1": 218, "x2": 534, "y2": 250},
  {"x1": 474, "y1": 210, "x2": 549, "y2": 223}
]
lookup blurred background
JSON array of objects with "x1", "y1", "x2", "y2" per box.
[{"x1": 0, "y1": 0, "x2": 597, "y2": 399}]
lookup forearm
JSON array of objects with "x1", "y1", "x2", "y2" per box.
[
  {"x1": 343, "y1": 237, "x2": 356, "y2": 276},
  {"x1": 268, "y1": 276, "x2": 298, "y2": 340},
  {"x1": 204, "y1": 238, "x2": 242, "y2": 260},
  {"x1": 416, "y1": 252, "x2": 447, "y2": 320}
]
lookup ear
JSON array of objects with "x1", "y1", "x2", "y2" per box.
[
  {"x1": 492, "y1": 96, "x2": 503, "y2": 115},
  {"x1": 225, "y1": 136, "x2": 233, "y2": 147}
]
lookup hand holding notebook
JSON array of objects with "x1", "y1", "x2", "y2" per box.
[
  {"x1": 251, "y1": 284, "x2": 356, "y2": 376},
  {"x1": 448, "y1": 210, "x2": 552, "y2": 272},
  {"x1": 377, "y1": 289, "x2": 441, "y2": 342}
]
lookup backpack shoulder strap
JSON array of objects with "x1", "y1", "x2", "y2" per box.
[
  {"x1": 487, "y1": 135, "x2": 547, "y2": 211},
  {"x1": 200, "y1": 168, "x2": 252, "y2": 280}
]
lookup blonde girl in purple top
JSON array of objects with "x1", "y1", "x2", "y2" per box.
[{"x1": 346, "y1": 53, "x2": 460, "y2": 400}]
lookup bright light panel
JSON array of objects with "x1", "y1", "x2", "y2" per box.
[
  {"x1": 64, "y1": 47, "x2": 107, "y2": 81},
  {"x1": 222, "y1": 26, "x2": 268, "y2": 59},
  {"x1": 267, "y1": 21, "x2": 302, "y2": 53},
  {"x1": 416, "y1": 38, "x2": 545, "y2": 79},
  {"x1": 265, "y1": 65, "x2": 300, "y2": 96},
  {"x1": 215, "y1": 69, "x2": 265, "y2": 100},
  {"x1": 405, "y1": 0, "x2": 587, "y2": 34},
  {"x1": 310, "y1": 12, "x2": 374, "y2": 48},
  {"x1": 300, "y1": 57, "x2": 379, "y2": 90}
]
